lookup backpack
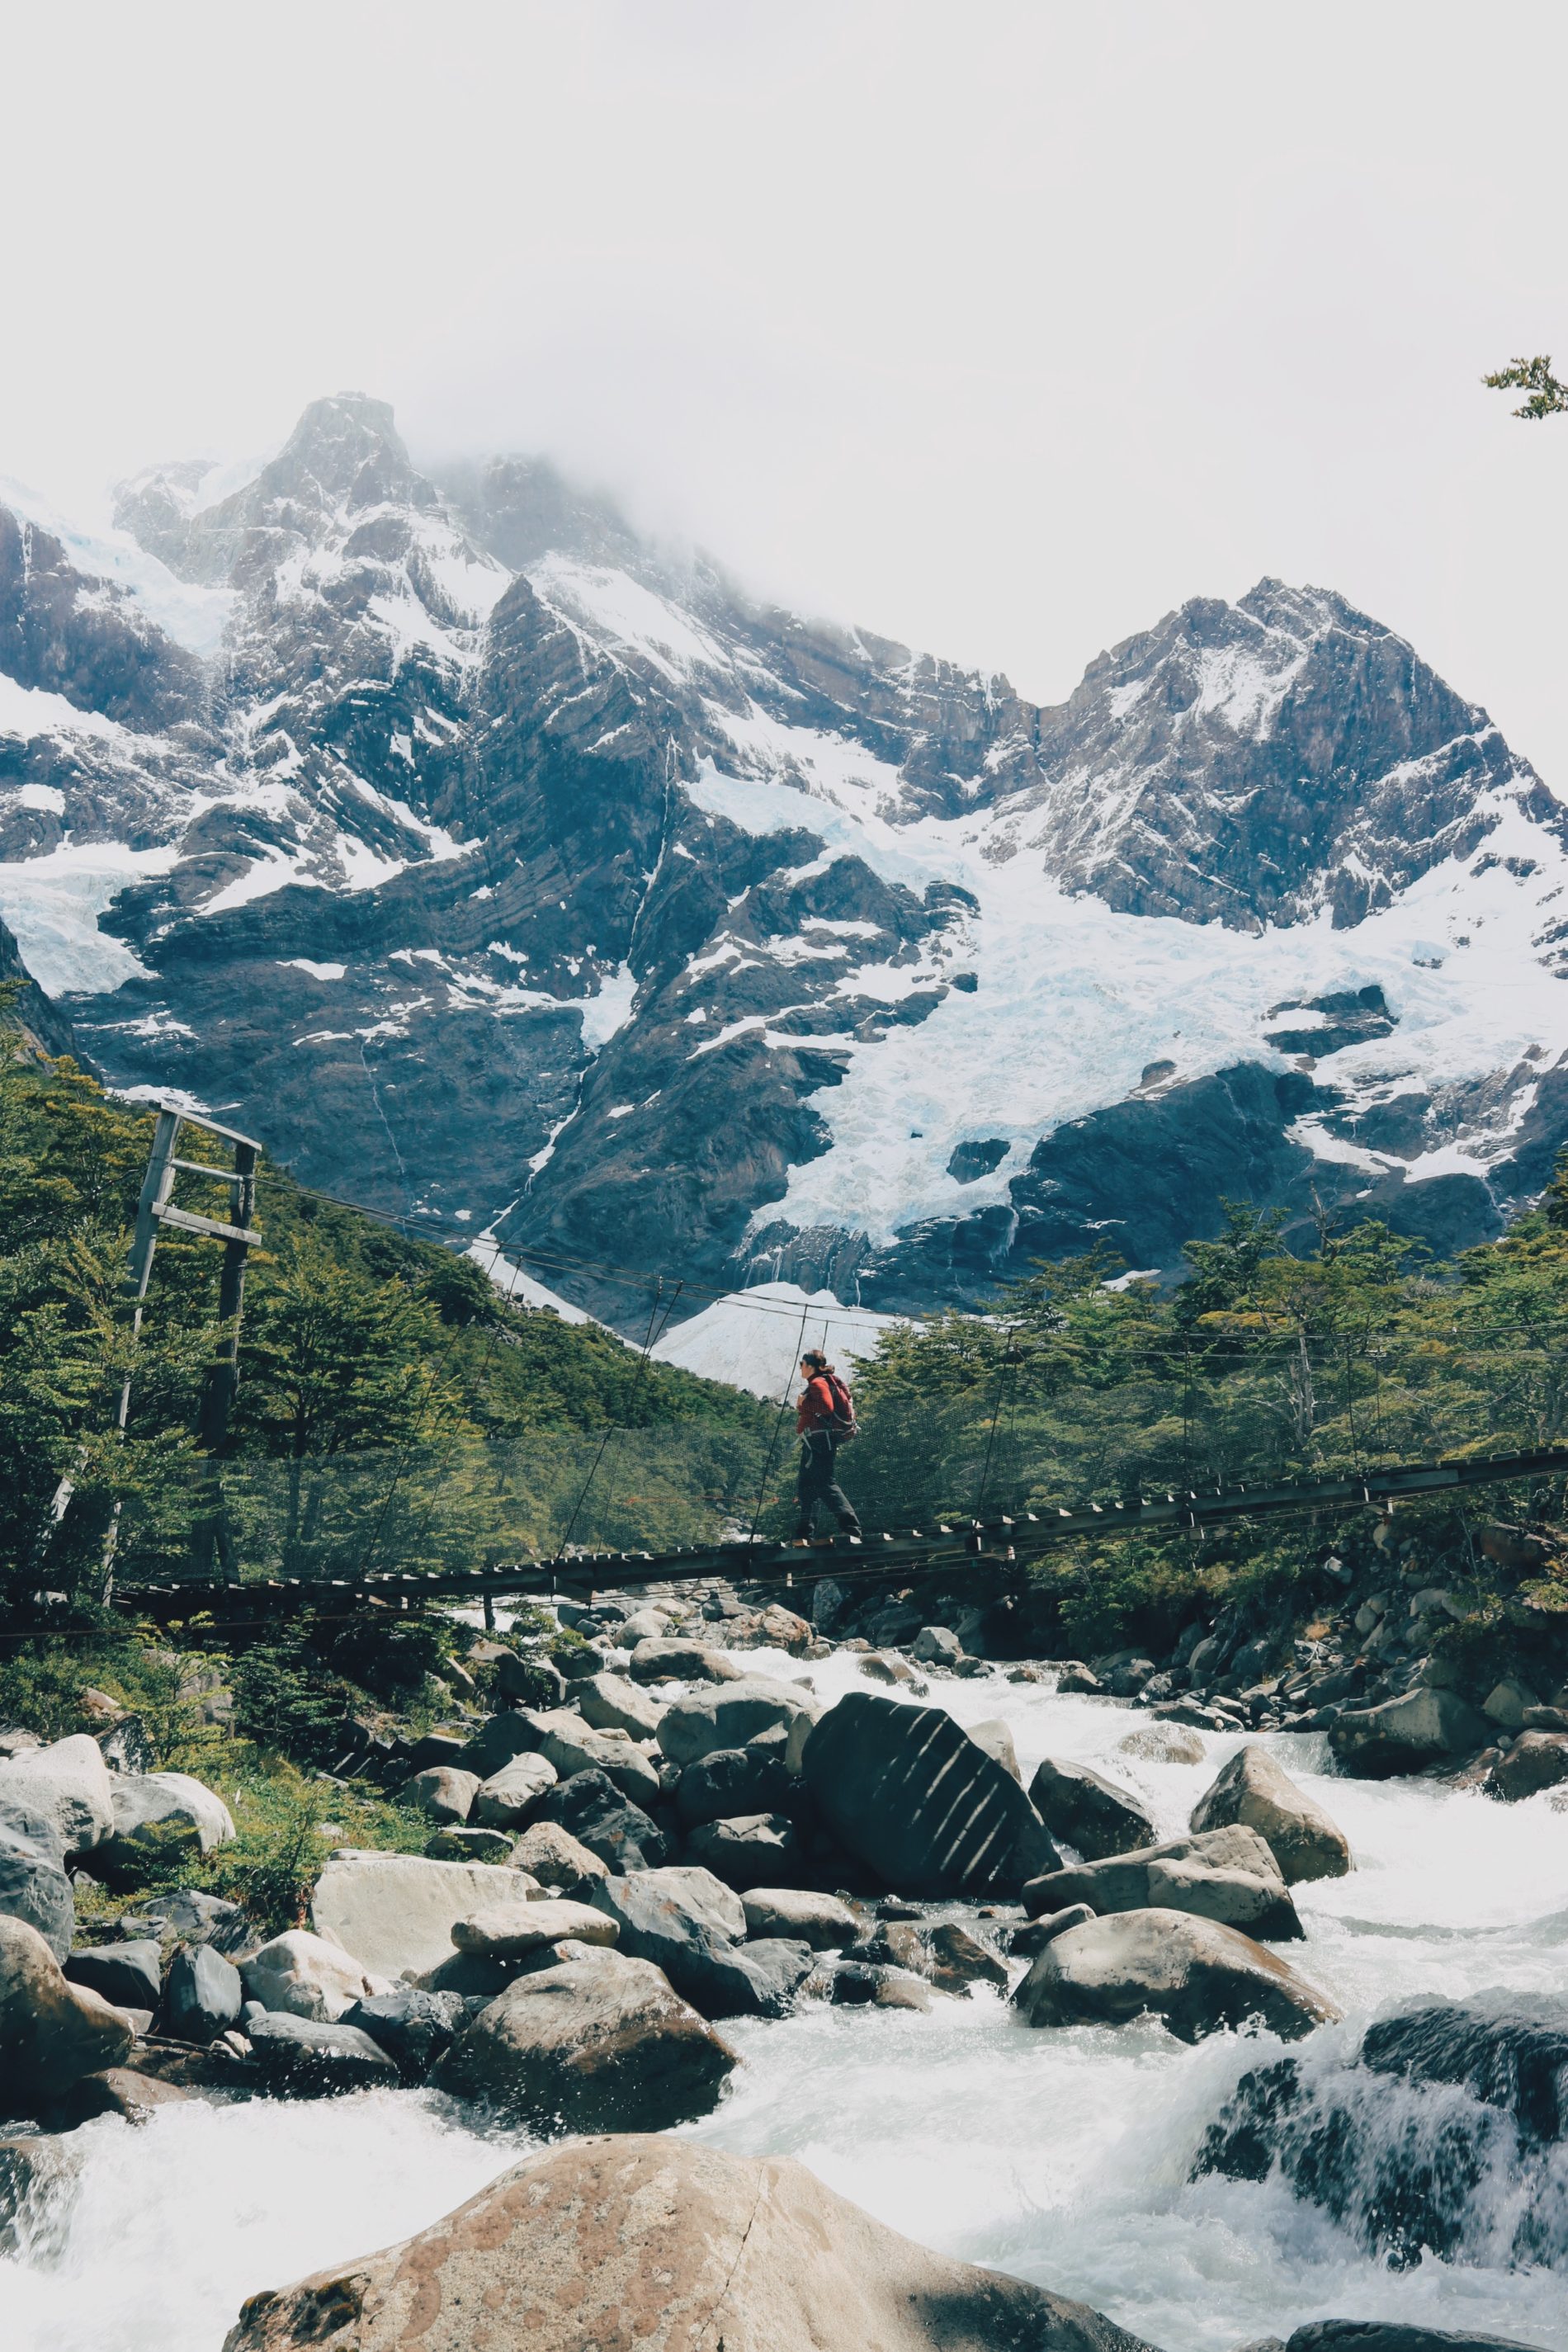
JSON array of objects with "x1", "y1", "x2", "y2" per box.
[{"x1": 820, "y1": 1370, "x2": 857, "y2": 1439}]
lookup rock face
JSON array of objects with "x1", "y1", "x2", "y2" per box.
[
  {"x1": 1188, "y1": 1745, "x2": 1351, "y2": 1882},
  {"x1": 1329, "y1": 1688, "x2": 1490, "y2": 1777},
  {"x1": 1013, "y1": 1908, "x2": 1340, "y2": 2043},
  {"x1": 431, "y1": 1950, "x2": 737, "y2": 2132},
  {"x1": 219, "y1": 2132, "x2": 1157, "y2": 2352},
  {"x1": 1196, "y1": 2003, "x2": 1568, "y2": 2274},
  {"x1": 1027, "y1": 1756, "x2": 1159, "y2": 1860},
  {"x1": 802, "y1": 1691, "x2": 1060, "y2": 1897},
  {"x1": 0, "y1": 1916, "x2": 135, "y2": 2115},
  {"x1": 21, "y1": 394, "x2": 1568, "y2": 1328},
  {"x1": 309, "y1": 1849, "x2": 540, "y2": 1977}
]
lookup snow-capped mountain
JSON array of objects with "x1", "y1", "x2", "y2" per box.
[{"x1": 3, "y1": 390, "x2": 1566, "y2": 1334}]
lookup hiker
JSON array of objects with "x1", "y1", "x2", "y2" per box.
[{"x1": 793, "y1": 1348, "x2": 862, "y2": 1541}]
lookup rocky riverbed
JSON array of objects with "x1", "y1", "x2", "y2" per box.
[{"x1": 3, "y1": 1613, "x2": 1568, "y2": 2352}]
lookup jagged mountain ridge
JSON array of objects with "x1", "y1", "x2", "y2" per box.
[{"x1": 2, "y1": 390, "x2": 1566, "y2": 1331}]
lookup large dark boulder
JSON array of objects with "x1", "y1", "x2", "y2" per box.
[
  {"x1": 801, "y1": 1692, "x2": 1060, "y2": 1897},
  {"x1": 675, "y1": 1744, "x2": 796, "y2": 1829},
  {"x1": 1287, "y1": 2325, "x2": 1550, "y2": 2350},
  {"x1": 164, "y1": 1943, "x2": 243, "y2": 2043},
  {"x1": 218, "y1": 2132, "x2": 1159, "y2": 2352},
  {"x1": 339, "y1": 1986, "x2": 468, "y2": 2081},
  {"x1": 1196, "y1": 2003, "x2": 1568, "y2": 2269},
  {"x1": 588, "y1": 1868, "x2": 813, "y2": 2020},
  {"x1": 245, "y1": 2014, "x2": 400, "y2": 2097},
  {"x1": 1027, "y1": 1756, "x2": 1157, "y2": 1860},
  {"x1": 64, "y1": 1942, "x2": 163, "y2": 2016},
  {"x1": 534, "y1": 1769, "x2": 668, "y2": 1872},
  {"x1": 1328, "y1": 1689, "x2": 1490, "y2": 1778}
]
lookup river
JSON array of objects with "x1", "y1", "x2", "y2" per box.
[{"x1": 6, "y1": 1651, "x2": 1568, "y2": 2352}]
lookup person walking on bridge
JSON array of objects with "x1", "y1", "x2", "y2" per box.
[{"x1": 793, "y1": 1349, "x2": 862, "y2": 1541}]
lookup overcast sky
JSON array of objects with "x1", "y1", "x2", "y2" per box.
[{"x1": 4, "y1": 3, "x2": 1566, "y2": 777}]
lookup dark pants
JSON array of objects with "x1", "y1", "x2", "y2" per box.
[{"x1": 795, "y1": 1429, "x2": 861, "y2": 1537}]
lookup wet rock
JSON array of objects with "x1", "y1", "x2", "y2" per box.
[
  {"x1": 626, "y1": 1639, "x2": 744, "y2": 1685},
  {"x1": 1287, "y1": 2327, "x2": 1547, "y2": 2351},
  {"x1": 828, "y1": 1961, "x2": 933, "y2": 2010},
  {"x1": 309, "y1": 1849, "x2": 540, "y2": 1978},
  {"x1": 1329, "y1": 1688, "x2": 1490, "y2": 1777},
  {"x1": 40, "y1": 2067, "x2": 191, "y2": 2130},
  {"x1": 1188, "y1": 1745, "x2": 1351, "y2": 1882},
  {"x1": 0, "y1": 1917, "x2": 135, "y2": 2115},
  {"x1": 219, "y1": 2132, "x2": 1158, "y2": 2352},
  {"x1": 118, "y1": 1887, "x2": 248, "y2": 1954},
  {"x1": 574, "y1": 1671, "x2": 664, "y2": 1739},
  {"x1": 1117, "y1": 1720, "x2": 1206, "y2": 1764},
  {"x1": 741, "y1": 1887, "x2": 859, "y2": 1948},
  {"x1": 534, "y1": 1769, "x2": 668, "y2": 1872},
  {"x1": 64, "y1": 1941, "x2": 163, "y2": 2015},
  {"x1": 452, "y1": 1897, "x2": 620, "y2": 1958},
  {"x1": 472, "y1": 1751, "x2": 558, "y2": 1829},
  {"x1": 868, "y1": 1919, "x2": 1008, "y2": 1993},
  {"x1": 1011, "y1": 1903, "x2": 1095, "y2": 1959},
  {"x1": 1028, "y1": 1757, "x2": 1159, "y2": 1860},
  {"x1": 397, "y1": 1765, "x2": 479, "y2": 1824},
  {"x1": 1020, "y1": 1816, "x2": 1297, "y2": 1929},
  {"x1": 0, "y1": 1734, "x2": 115, "y2": 1855},
  {"x1": 911, "y1": 1625, "x2": 963, "y2": 1665},
  {"x1": 802, "y1": 1691, "x2": 1060, "y2": 1898},
  {"x1": 673, "y1": 1742, "x2": 794, "y2": 1830},
  {"x1": 860, "y1": 1652, "x2": 928, "y2": 1689},
  {"x1": 1013, "y1": 1908, "x2": 1339, "y2": 2043},
  {"x1": 657, "y1": 1677, "x2": 823, "y2": 1769},
  {"x1": 241, "y1": 1931, "x2": 394, "y2": 2024},
  {"x1": 0, "y1": 1797, "x2": 73, "y2": 1960},
  {"x1": 165, "y1": 1944, "x2": 243, "y2": 2043},
  {"x1": 508, "y1": 1820, "x2": 610, "y2": 1899},
  {"x1": 1491, "y1": 1731, "x2": 1568, "y2": 1801},
  {"x1": 685, "y1": 1811, "x2": 799, "y2": 1887},
  {"x1": 431, "y1": 1950, "x2": 737, "y2": 2131},
  {"x1": 339, "y1": 1986, "x2": 467, "y2": 2081},
  {"x1": 247, "y1": 2013, "x2": 401, "y2": 2096}
]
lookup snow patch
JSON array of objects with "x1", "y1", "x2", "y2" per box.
[{"x1": 649, "y1": 1280, "x2": 906, "y2": 1401}]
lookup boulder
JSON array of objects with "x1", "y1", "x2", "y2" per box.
[
  {"x1": 748, "y1": 1603, "x2": 814, "y2": 1654},
  {"x1": 686, "y1": 1812, "x2": 800, "y2": 1888},
  {"x1": 827, "y1": 1960, "x2": 933, "y2": 2010},
  {"x1": 246, "y1": 2012, "x2": 400, "y2": 2096},
  {"x1": 802, "y1": 1691, "x2": 1060, "y2": 1897},
  {"x1": 431, "y1": 1950, "x2": 737, "y2": 2131},
  {"x1": 1188, "y1": 1745, "x2": 1352, "y2": 1882},
  {"x1": 508, "y1": 1820, "x2": 610, "y2": 1900},
  {"x1": 397, "y1": 1766, "x2": 479, "y2": 1824},
  {"x1": 860, "y1": 1652, "x2": 927, "y2": 1688},
  {"x1": 1013, "y1": 1908, "x2": 1340, "y2": 2042},
  {"x1": 1117, "y1": 1721, "x2": 1206, "y2": 1764},
  {"x1": 585, "y1": 1868, "x2": 806, "y2": 2019},
  {"x1": 309, "y1": 1849, "x2": 540, "y2": 1978},
  {"x1": 1144, "y1": 1858, "x2": 1304, "y2": 1940},
  {"x1": 620, "y1": 1608, "x2": 671, "y2": 1645},
  {"x1": 597, "y1": 1863, "x2": 746, "y2": 1943},
  {"x1": 1012, "y1": 1903, "x2": 1096, "y2": 1960},
  {"x1": 966, "y1": 1719, "x2": 1022, "y2": 1782},
  {"x1": 241, "y1": 1930, "x2": 394, "y2": 2023},
  {"x1": 1027, "y1": 1757, "x2": 1159, "y2": 1860},
  {"x1": 41, "y1": 2066, "x2": 191, "y2": 2129},
  {"x1": 535, "y1": 1770, "x2": 668, "y2": 1872},
  {"x1": 64, "y1": 1941, "x2": 163, "y2": 2014},
  {"x1": 452, "y1": 1897, "x2": 619, "y2": 1957},
  {"x1": 575, "y1": 1671, "x2": 664, "y2": 1739},
  {"x1": 0, "y1": 1734, "x2": 115, "y2": 1854},
  {"x1": 911, "y1": 1624, "x2": 963, "y2": 1665},
  {"x1": 674, "y1": 1742, "x2": 795, "y2": 1829},
  {"x1": 96, "y1": 1715, "x2": 155, "y2": 1774},
  {"x1": 867, "y1": 1920, "x2": 1008, "y2": 1994},
  {"x1": 0, "y1": 1916, "x2": 135, "y2": 2114},
  {"x1": 1329, "y1": 1688, "x2": 1490, "y2": 1777},
  {"x1": 742, "y1": 1887, "x2": 859, "y2": 1948},
  {"x1": 219, "y1": 2133, "x2": 1155, "y2": 2352},
  {"x1": 423, "y1": 1826, "x2": 516, "y2": 1861},
  {"x1": 492, "y1": 1651, "x2": 567, "y2": 1709},
  {"x1": 1482, "y1": 1679, "x2": 1537, "y2": 1731},
  {"x1": 1024, "y1": 1824, "x2": 1287, "y2": 1915},
  {"x1": 0, "y1": 1797, "x2": 73, "y2": 1960},
  {"x1": 457, "y1": 1707, "x2": 572, "y2": 1779},
  {"x1": 472, "y1": 1751, "x2": 558, "y2": 1829},
  {"x1": 118, "y1": 1887, "x2": 248, "y2": 1953},
  {"x1": 165, "y1": 1943, "x2": 243, "y2": 2042},
  {"x1": 1285, "y1": 2328, "x2": 1547, "y2": 2352},
  {"x1": 339, "y1": 1986, "x2": 467, "y2": 2081},
  {"x1": 658, "y1": 1677, "x2": 823, "y2": 1769},
  {"x1": 95, "y1": 1771, "x2": 237, "y2": 1877},
  {"x1": 538, "y1": 1720, "x2": 661, "y2": 1807},
  {"x1": 627, "y1": 1639, "x2": 744, "y2": 1686},
  {"x1": 1491, "y1": 1730, "x2": 1568, "y2": 1801}
]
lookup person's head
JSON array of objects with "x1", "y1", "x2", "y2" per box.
[{"x1": 801, "y1": 1348, "x2": 830, "y2": 1375}]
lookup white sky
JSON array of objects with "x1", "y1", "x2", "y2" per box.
[{"x1": 2, "y1": 2, "x2": 1566, "y2": 776}]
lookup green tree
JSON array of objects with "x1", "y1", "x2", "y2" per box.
[{"x1": 1485, "y1": 355, "x2": 1568, "y2": 420}]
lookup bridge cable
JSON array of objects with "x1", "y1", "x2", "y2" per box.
[{"x1": 746, "y1": 1295, "x2": 815, "y2": 1548}]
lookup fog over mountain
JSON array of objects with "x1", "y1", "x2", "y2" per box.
[{"x1": 3, "y1": 390, "x2": 1567, "y2": 1339}]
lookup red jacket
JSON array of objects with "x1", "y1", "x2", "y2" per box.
[{"x1": 796, "y1": 1373, "x2": 838, "y2": 1436}]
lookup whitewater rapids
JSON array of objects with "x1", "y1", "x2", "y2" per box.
[{"x1": 6, "y1": 1652, "x2": 1568, "y2": 2352}]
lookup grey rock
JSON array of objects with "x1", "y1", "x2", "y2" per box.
[
  {"x1": 473, "y1": 1750, "x2": 558, "y2": 1829},
  {"x1": 398, "y1": 1766, "x2": 480, "y2": 1824},
  {"x1": 910, "y1": 1626, "x2": 963, "y2": 1665},
  {"x1": 1028, "y1": 1757, "x2": 1159, "y2": 1860},
  {"x1": 1286, "y1": 2323, "x2": 1547, "y2": 2350},
  {"x1": 575, "y1": 1672, "x2": 664, "y2": 1739},
  {"x1": 64, "y1": 1942, "x2": 163, "y2": 2015},
  {"x1": 627, "y1": 1640, "x2": 745, "y2": 1686},
  {"x1": 1011, "y1": 1903, "x2": 1096, "y2": 1959},
  {"x1": 535, "y1": 1769, "x2": 668, "y2": 1872},
  {"x1": 0, "y1": 1736, "x2": 115, "y2": 1857},
  {"x1": 165, "y1": 1943, "x2": 243, "y2": 2043},
  {"x1": 1013, "y1": 1908, "x2": 1340, "y2": 2042},
  {"x1": 0, "y1": 1916, "x2": 135, "y2": 2114},
  {"x1": 965, "y1": 1719, "x2": 1022, "y2": 1782},
  {"x1": 508, "y1": 1819, "x2": 611, "y2": 1899},
  {"x1": 246, "y1": 2011, "x2": 401, "y2": 2096},
  {"x1": 423, "y1": 1825, "x2": 517, "y2": 1861},
  {"x1": 802, "y1": 1690, "x2": 1060, "y2": 1897},
  {"x1": 0, "y1": 1798, "x2": 73, "y2": 1961},
  {"x1": 309, "y1": 1850, "x2": 540, "y2": 1979},
  {"x1": 741, "y1": 1887, "x2": 859, "y2": 1948},
  {"x1": 117, "y1": 1887, "x2": 248, "y2": 1954},
  {"x1": 674, "y1": 1743, "x2": 795, "y2": 1830},
  {"x1": 1189, "y1": 1744, "x2": 1352, "y2": 1882},
  {"x1": 684, "y1": 1812, "x2": 800, "y2": 1889},
  {"x1": 590, "y1": 1868, "x2": 808, "y2": 2019},
  {"x1": 340, "y1": 1986, "x2": 469, "y2": 2080},
  {"x1": 1023, "y1": 1825, "x2": 1297, "y2": 1937},
  {"x1": 1491, "y1": 1731, "x2": 1568, "y2": 1800},
  {"x1": 1329, "y1": 1688, "x2": 1491, "y2": 1776},
  {"x1": 657, "y1": 1678, "x2": 822, "y2": 1769}
]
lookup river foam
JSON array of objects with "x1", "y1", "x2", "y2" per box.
[{"x1": 6, "y1": 1651, "x2": 1568, "y2": 2352}]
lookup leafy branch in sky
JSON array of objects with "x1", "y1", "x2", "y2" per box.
[{"x1": 1484, "y1": 355, "x2": 1568, "y2": 420}]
